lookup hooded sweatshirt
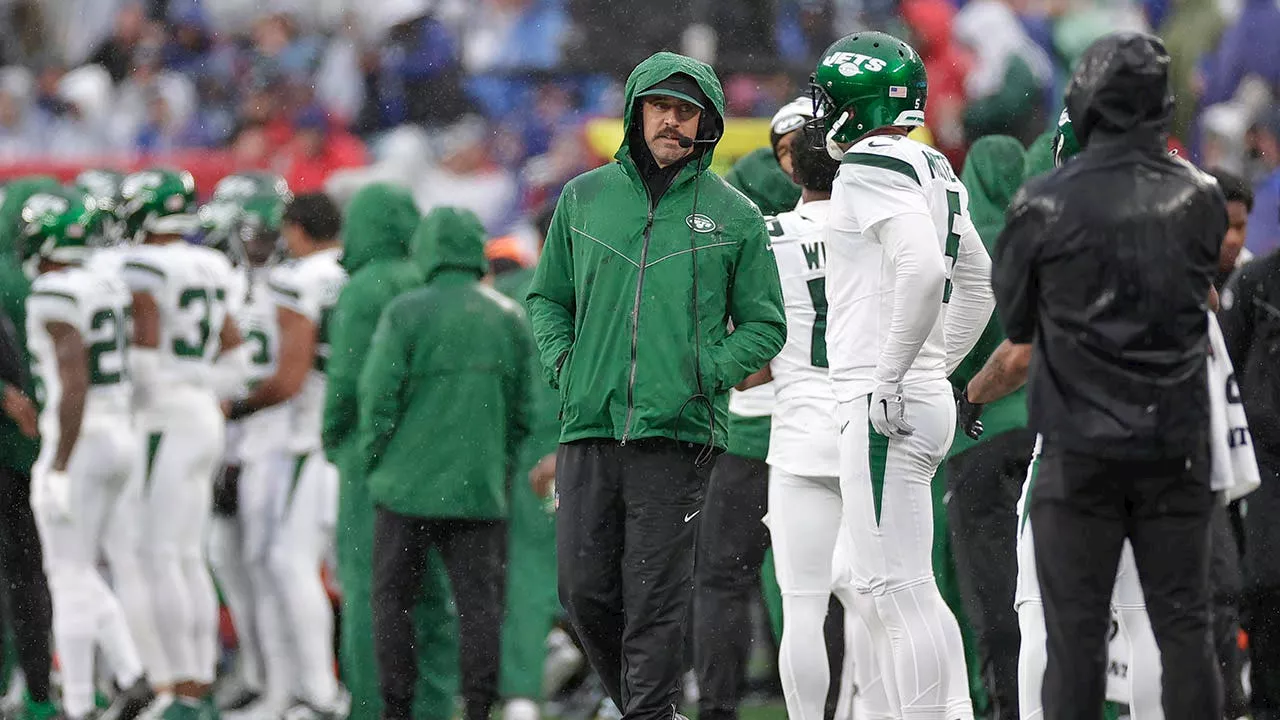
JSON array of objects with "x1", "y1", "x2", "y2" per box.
[
  {"x1": 527, "y1": 52, "x2": 786, "y2": 450},
  {"x1": 723, "y1": 147, "x2": 801, "y2": 217},
  {"x1": 951, "y1": 135, "x2": 1028, "y2": 457},
  {"x1": 359, "y1": 207, "x2": 533, "y2": 518},
  {"x1": 321, "y1": 183, "x2": 422, "y2": 467}
]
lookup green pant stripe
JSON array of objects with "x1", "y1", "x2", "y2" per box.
[
  {"x1": 145, "y1": 432, "x2": 163, "y2": 494},
  {"x1": 1021, "y1": 448, "x2": 1041, "y2": 533},
  {"x1": 285, "y1": 452, "x2": 309, "y2": 512},
  {"x1": 868, "y1": 420, "x2": 889, "y2": 526}
]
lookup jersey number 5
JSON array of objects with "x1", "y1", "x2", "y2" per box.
[{"x1": 943, "y1": 190, "x2": 962, "y2": 303}]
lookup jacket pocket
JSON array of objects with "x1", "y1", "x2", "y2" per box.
[{"x1": 557, "y1": 346, "x2": 576, "y2": 419}]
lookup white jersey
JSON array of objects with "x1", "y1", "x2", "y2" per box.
[
  {"x1": 268, "y1": 248, "x2": 346, "y2": 453},
  {"x1": 228, "y1": 268, "x2": 289, "y2": 461},
  {"x1": 765, "y1": 200, "x2": 839, "y2": 478},
  {"x1": 121, "y1": 241, "x2": 241, "y2": 395},
  {"x1": 26, "y1": 263, "x2": 133, "y2": 443},
  {"x1": 825, "y1": 134, "x2": 990, "y2": 401}
]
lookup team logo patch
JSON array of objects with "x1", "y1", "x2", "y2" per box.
[
  {"x1": 889, "y1": 86, "x2": 907, "y2": 98},
  {"x1": 686, "y1": 214, "x2": 716, "y2": 233},
  {"x1": 838, "y1": 63, "x2": 860, "y2": 77}
]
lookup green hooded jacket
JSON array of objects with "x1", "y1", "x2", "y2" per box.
[
  {"x1": 723, "y1": 147, "x2": 801, "y2": 217},
  {"x1": 951, "y1": 135, "x2": 1029, "y2": 457},
  {"x1": 495, "y1": 267, "x2": 561, "y2": 468},
  {"x1": 527, "y1": 52, "x2": 786, "y2": 450},
  {"x1": 359, "y1": 207, "x2": 533, "y2": 518},
  {"x1": 0, "y1": 176, "x2": 61, "y2": 473},
  {"x1": 321, "y1": 183, "x2": 423, "y2": 465},
  {"x1": 1023, "y1": 129, "x2": 1056, "y2": 181}
]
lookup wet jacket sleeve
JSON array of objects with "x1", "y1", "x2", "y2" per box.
[
  {"x1": 357, "y1": 302, "x2": 410, "y2": 477},
  {"x1": 708, "y1": 215, "x2": 786, "y2": 390},
  {"x1": 505, "y1": 311, "x2": 535, "y2": 479},
  {"x1": 993, "y1": 188, "x2": 1044, "y2": 344},
  {"x1": 526, "y1": 194, "x2": 576, "y2": 389},
  {"x1": 322, "y1": 279, "x2": 378, "y2": 455}
]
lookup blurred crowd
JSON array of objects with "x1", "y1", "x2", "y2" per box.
[{"x1": 0, "y1": 0, "x2": 1278, "y2": 245}]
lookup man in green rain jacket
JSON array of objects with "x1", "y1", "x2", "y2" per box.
[
  {"x1": 527, "y1": 52, "x2": 785, "y2": 719},
  {"x1": 360, "y1": 207, "x2": 532, "y2": 720},
  {"x1": 0, "y1": 176, "x2": 60, "y2": 720},
  {"x1": 947, "y1": 136, "x2": 1032, "y2": 720},
  {"x1": 320, "y1": 184, "x2": 457, "y2": 720}
]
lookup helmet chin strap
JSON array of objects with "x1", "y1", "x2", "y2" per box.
[{"x1": 825, "y1": 111, "x2": 850, "y2": 161}]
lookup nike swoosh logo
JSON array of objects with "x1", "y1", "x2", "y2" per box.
[
  {"x1": 840, "y1": 421, "x2": 850, "y2": 434},
  {"x1": 880, "y1": 399, "x2": 890, "y2": 415},
  {"x1": 867, "y1": 140, "x2": 898, "y2": 148},
  {"x1": 684, "y1": 510, "x2": 701, "y2": 523}
]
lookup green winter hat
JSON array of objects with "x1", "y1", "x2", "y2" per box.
[
  {"x1": 723, "y1": 147, "x2": 802, "y2": 216},
  {"x1": 413, "y1": 206, "x2": 487, "y2": 280}
]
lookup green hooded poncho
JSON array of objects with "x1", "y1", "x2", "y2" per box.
[
  {"x1": 359, "y1": 206, "x2": 533, "y2": 518},
  {"x1": 951, "y1": 135, "x2": 1029, "y2": 456},
  {"x1": 723, "y1": 147, "x2": 801, "y2": 217}
]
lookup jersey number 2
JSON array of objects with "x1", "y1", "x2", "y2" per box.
[
  {"x1": 943, "y1": 190, "x2": 962, "y2": 303},
  {"x1": 88, "y1": 307, "x2": 129, "y2": 385}
]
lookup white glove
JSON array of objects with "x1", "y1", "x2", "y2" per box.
[
  {"x1": 32, "y1": 467, "x2": 72, "y2": 522},
  {"x1": 869, "y1": 383, "x2": 915, "y2": 438}
]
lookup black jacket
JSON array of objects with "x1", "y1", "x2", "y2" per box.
[
  {"x1": 1219, "y1": 250, "x2": 1280, "y2": 458},
  {"x1": 993, "y1": 32, "x2": 1226, "y2": 460}
]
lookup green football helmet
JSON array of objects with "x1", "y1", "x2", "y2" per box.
[
  {"x1": 73, "y1": 168, "x2": 125, "y2": 245},
  {"x1": 1052, "y1": 108, "x2": 1082, "y2": 167},
  {"x1": 810, "y1": 31, "x2": 928, "y2": 155},
  {"x1": 19, "y1": 189, "x2": 104, "y2": 269},
  {"x1": 211, "y1": 171, "x2": 291, "y2": 204},
  {"x1": 117, "y1": 168, "x2": 199, "y2": 242},
  {"x1": 231, "y1": 194, "x2": 286, "y2": 268}
]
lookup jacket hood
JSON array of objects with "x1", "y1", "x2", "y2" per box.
[
  {"x1": 960, "y1": 135, "x2": 1026, "y2": 247},
  {"x1": 339, "y1": 182, "x2": 419, "y2": 273},
  {"x1": 413, "y1": 206, "x2": 487, "y2": 280},
  {"x1": 1065, "y1": 32, "x2": 1173, "y2": 146},
  {"x1": 617, "y1": 52, "x2": 727, "y2": 169},
  {"x1": 723, "y1": 147, "x2": 801, "y2": 216}
]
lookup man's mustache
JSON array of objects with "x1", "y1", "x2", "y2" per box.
[{"x1": 655, "y1": 131, "x2": 682, "y2": 140}]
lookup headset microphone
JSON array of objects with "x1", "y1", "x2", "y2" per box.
[{"x1": 677, "y1": 134, "x2": 718, "y2": 149}]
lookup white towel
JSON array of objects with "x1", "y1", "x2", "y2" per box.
[{"x1": 1208, "y1": 313, "x2": 1261, "y2": 502}]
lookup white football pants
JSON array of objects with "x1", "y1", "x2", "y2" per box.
[
  {"x1": 836, "y1": 380, "x2": 973, "y2": 720},
  {"x1": 135, "y1": 387, "x2": 225, "y2": 686},
  {"x1": 33, "y1": 418, "x2": 145, "y2": 719},
  {"x1": 262, "y1": 448, "x2": 339, "y2": 707},
  {"x1": 767, "y1": 468, "x2": 892, "y2": 720}
]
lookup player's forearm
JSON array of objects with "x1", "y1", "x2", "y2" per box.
[
  {"x1": 52, "y1": 366, "x2": 86, "y2": 472},
  {"x1": 944, "y1": 284, "x2": 995, "y2": 374},
  {"x1": 231, "y1": 370, "x2": 304, "y2": 418},
  {"x1": 966, "y1": 340, "x2": 1031, "y2": 404},
  {"x1": 874, "y1": 214, "x2": 945, "y2": 385}
]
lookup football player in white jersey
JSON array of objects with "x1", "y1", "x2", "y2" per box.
[
  {"x1": 19, "y1": 189, "x2": 156, "y2": 720},
  {"x1": 813, "y1": 31, "x2": 995, "y2": 720},
  {"x1": 118, "y1": 168, "x2": 251, "y2": 720},
  {"x1": 206, "y1": 194, "x2": 294, "y2": 717},
  {"x1": 760, "y1": 123, "x2": 894, "y2": 720},
  {"x1": 224, "y1": 193, "x2": 349, "y2": 720}
]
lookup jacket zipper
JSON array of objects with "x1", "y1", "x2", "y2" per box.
[{"x1": 621, "y1": 205, "x2": 655, "y2": 445}]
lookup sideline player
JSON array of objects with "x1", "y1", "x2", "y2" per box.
[
  {"x1": 21, "y1": 190, "x2": 156, "y2": 720},
  {"x1": 224, "y1": 193, "x2": 349, "y2": 720},
  {"x1": 760, "y1": 124, "x2": 893, "y2": 720},
  {"x1": 119, "y1": 168, "x2": 250, "y2": 720},
  {"x1": 206, "y1": 194, "x2": 293, "y2": 716},
  {"x1": 813, "y1": 31, "x2": 994, "y2": 719}
]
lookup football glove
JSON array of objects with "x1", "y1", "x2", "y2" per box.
[
  {"x1": 954, "y1": 385, "x2": 985, "y2": 440},
  {"x1": 869, "y1": 383, "x2": 915, "y2": 438}
]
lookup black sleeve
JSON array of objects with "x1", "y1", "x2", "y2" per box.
[
  {"x1": 0, "y1": 309, "x2": 26, "y2": 389},
  {"x1": 1217, "y1": 263, "x2": 1255, "y2": 370},
  {"x1": 992, "y1": 186, "x2": 1044, "y2": 344}
]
